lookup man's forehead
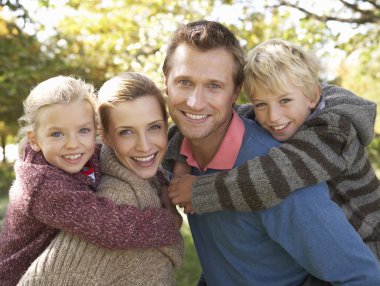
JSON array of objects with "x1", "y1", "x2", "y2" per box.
[{"x1": 169, "y1": 44, "x2": 235, "y2": 81}]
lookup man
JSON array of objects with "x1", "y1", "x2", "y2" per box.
[{"x1": 162, "y1": 20, "x2": 380, "y2": 285}]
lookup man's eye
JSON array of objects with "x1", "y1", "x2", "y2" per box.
[
  {"x1": 178, "y1": 80, "x2": 190, "y2": 86},
  {"x1": 209, "y1": 83, "x2": 221, "y2": 89}
]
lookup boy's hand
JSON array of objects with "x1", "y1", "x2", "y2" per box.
[
  {"x1": 168, "y1": 174, "x2": 196, "y2": 209},
  {"x1": 160, "y1": 185, "x2": 183, "y2": 229}
]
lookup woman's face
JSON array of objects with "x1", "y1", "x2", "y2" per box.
[{"x1": 103, "y1": 96, "x2": 168, "y2": 179}]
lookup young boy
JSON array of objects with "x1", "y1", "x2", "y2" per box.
[{"x1": 167, "y1": 39, "x2": 380, "y2": 264}]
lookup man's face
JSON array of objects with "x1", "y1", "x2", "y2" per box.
[{"x1": 165, "y1": 44, "x2": 239, "y2": 145}]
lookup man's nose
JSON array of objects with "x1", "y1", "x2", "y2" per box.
[{"x1": 186, "y1": 88, "x2": 206, "y2": 110}]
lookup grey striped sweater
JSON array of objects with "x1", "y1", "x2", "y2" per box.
[{"x1": 163, "y1": 84, "x2": 380, "y2": 261}]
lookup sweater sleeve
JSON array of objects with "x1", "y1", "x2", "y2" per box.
[
  {"x1": 28, "y1": 179, "x2": 180, "y2": 249},
  {"x1": 191, "y1": 111, "x2": 356, "y2": 214}
]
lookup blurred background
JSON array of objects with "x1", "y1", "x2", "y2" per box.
[{"x1": 1, "y1": 0, "x2": 379, "y2": 284}]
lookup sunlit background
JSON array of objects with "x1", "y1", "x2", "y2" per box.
[{"x1": 1, "y1": 1, "x2": 380, "y2": 284}]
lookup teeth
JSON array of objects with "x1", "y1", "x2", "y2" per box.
[
  {"x1": 64, "y1": 154, "x2": 81, "y2": 160},
  {"x1": 185, "y1": 112, "x2": 207, "y2": 120},
  {"x1": 272, "y1": 123, "x2": 288, "y2": 130},
  {"x1": 133, "y1": 154, "x2": 155, "y2": 162}
]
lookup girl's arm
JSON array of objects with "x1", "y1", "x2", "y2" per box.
[{"x1": 28, "y1": 180, "x2": 180, "y2": 249}]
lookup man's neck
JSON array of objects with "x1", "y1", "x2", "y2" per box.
[{"x1": 188, "y1": 114, "x2": 232, "y2": 170}]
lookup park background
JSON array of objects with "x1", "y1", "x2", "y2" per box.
[{"x1": 0, "y1": 0, "x2": 379, "y2": 285}]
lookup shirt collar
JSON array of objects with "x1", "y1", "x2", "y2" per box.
[{"x1": 180, "y1": 110, "x2": 245, "y2": 171}]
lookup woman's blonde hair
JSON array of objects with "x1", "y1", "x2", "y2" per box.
[
  {"x1": 18, "y1": 75, "x2": 97, "y2": 157},
  {"x1": 244, "y1": 39, "x2": 321, "y2": 100},
  {"x1": 97, "y1": 72, "x2": 168, "y2": 134}
]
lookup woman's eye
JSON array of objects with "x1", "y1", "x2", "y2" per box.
[{"x1": 149, "y1": 124, "x2": 162, "y2": 131}]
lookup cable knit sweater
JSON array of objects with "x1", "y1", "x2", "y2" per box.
[
  {"x1": 0, "y1": 144, "x2": 180, "y2": 286},
  {"x1": 163, "y1": 84, "x2": 380, "y2": 262},
  {"x1": 18, "y1": 145, "x2": 183, "y2": 286}
]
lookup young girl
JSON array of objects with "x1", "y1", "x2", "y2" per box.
[
  {"x1": 18, "y1": 73, "x2": 183, "y2": 286},
  {"x1": 0, "y1": 75, "x2": 180, "y2": 286}
]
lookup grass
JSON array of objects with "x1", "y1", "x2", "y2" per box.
[{"x1": 175, "y1": 217, "x2": 202, "y2": 285}]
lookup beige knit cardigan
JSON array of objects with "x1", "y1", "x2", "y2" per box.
[{"x1": 18, "y1": 145, "x2": 183, "y2": 286}]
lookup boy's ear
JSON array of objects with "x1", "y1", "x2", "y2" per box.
[
  {"x1": 27, "y1": 131, "x2": 41, "y2": 151},
  {"x1": 310, "y1": 84, "x2": 322, "y2": 108}
]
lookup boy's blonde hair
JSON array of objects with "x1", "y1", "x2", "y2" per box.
[
  {"x1": 97, "y1": 72, "x2": 168, "y2": 134},
  {"x1": 18, "y1": 75, "x2": 97, "y2": 157},
  {"x1": 244, "y1": 39, "x2": 320, "y2": 100}
]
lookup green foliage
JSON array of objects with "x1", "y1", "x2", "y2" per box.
[
  {"x1": 368, "y1": 136, "x2": 380, "y2": 173},
  {"x1": 0, "y1": 163, "x2": 13, "y2": 229}
]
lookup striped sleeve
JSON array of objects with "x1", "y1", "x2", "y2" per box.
[{"x1": 192, "y1": 112, "x2": 355, "y2": 214}]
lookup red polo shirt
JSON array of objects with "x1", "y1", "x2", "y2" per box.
[{"x1": 180, "y1": 110, "x2": 245, "y2": 171}]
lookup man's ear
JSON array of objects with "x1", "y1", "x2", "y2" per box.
[
  {"x1": 163, "y1": 76, "x2": 169, "y2": 95},
  {"x1": 232, "y1": 83, "x2": 243, "y2": 103},
  {"x1": 27, "y1": 131, "x2": 41, "y2": 151}
]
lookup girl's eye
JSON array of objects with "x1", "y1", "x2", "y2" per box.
[
  {"x1": 120, "y1": 129, "x2": 133, "y2": 136},
  {"x1": 79, "y1": 128, "x2": 91, "y2": 134},
  {"x1": 51, "y1": 131, "x2": 63, "y2": 138}
]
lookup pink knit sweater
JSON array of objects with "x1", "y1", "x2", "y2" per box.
[{"x1": 0, "y1": 144, "x2": 180, "y2": 286}]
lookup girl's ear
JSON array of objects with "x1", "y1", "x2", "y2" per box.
[
  {"x1": 99, "y1": 128, "x2": 110, "y2": 147},
  {"x1": 27, "y1": 131, "x2": 41, "y2": 151}
]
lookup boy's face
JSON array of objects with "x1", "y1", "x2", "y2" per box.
[
  {"x1": 28, "y1": 99, "x2": 97, "y2": 174},
  {"x1": 102, "y1": 96, "x2": 168, "y2": 179},
  {"x1": 251, "y1": 84, "x2": 319, "y2": 142}
]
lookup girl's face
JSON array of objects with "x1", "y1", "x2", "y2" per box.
[
  {"x1": 28, "y1": 99, "x2": 97, "y2": 174},
  {"x1": 103, "y1": 96, "x2": 168, "y2": 179}
]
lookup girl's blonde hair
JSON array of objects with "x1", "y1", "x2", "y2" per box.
[
  {"x1": 97, "y1": 72, "x2": 168, "y2": 134},
  {"x1": 244, "y1": 39, "x2": 321, "y2": 100},
  {"x1": 18, "y1": 75, "x2": 97, "y2": 157}
]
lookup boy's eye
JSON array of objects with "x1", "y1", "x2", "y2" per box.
[
  {"x1": 280, "y1": 98, "x2": 291, "y2": 104},
  {"x1": 253, "y1": 103, "x2": 266, "y2": 109},
  {"x1": 79, "y1": 128, "x2": 91, "y2": 134},
  {"x1": 51, "y1": 131, "x2": 63, "y2": 138}
]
